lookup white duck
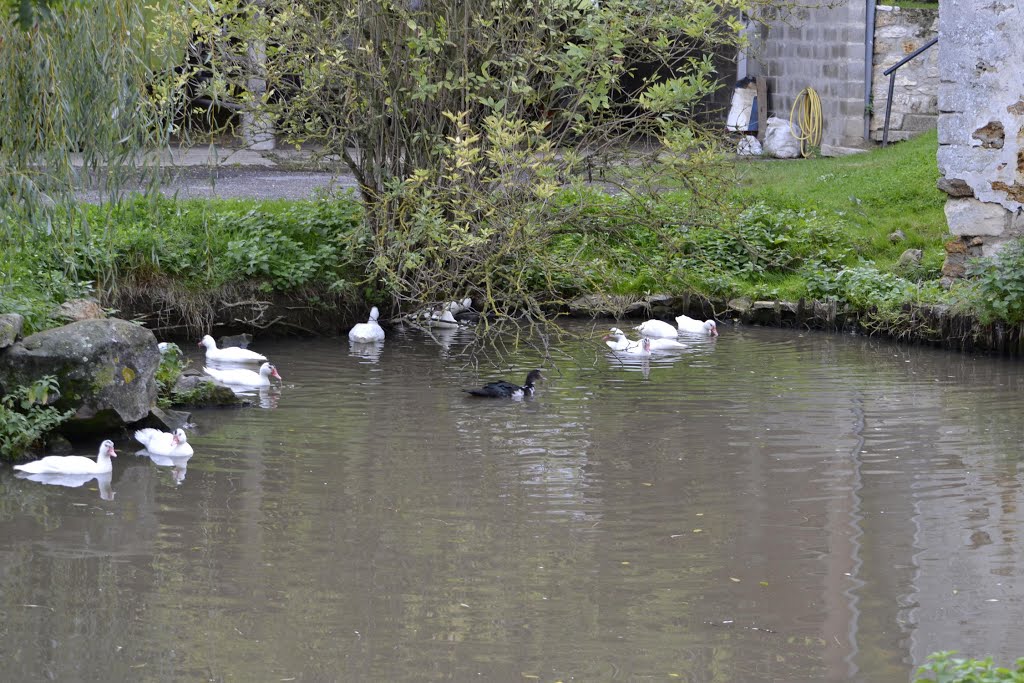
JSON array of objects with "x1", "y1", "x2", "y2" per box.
[
  {"x1": 627, "y1": 336, "x2": 652, "y2": 356},
  {"x1": 204, "y1": 362, "x2": 282, "y2": 387},
  {"x1": 634, "y1": 319, "x2": 679, "y2": 339},
  {"x1": 446, "y1": 297, "x2": 473, "y2": 315},
  {"x1": 13, "y1": 439, "x2": 117, "y2": 475},
  {"x1": 643, "y1": 334, "x2": 688, "y2": 350},
  {"x1": 158, "y1": 341, "x2": 180, "y2": 355},
  {"x1": 134, "y1": 427, "x2": 194, "y2": 457},
  {"x1": 607, "y1": 328, "x2": 685, "y2": 352},
  {"x1": 349, "y1": 307, "x2": 386, "y2": 343},
  {"x1": 603, "y1": 327, "x2": 643, "y2": 352},
  {"x1": 425, "y1": 308, "x2": 459, "y2": 328},
  {"x1": 199, "y1": 334, "x2": 268, "y2": 362},
  {"x1": 675, "y1": 314, "x2": 718, "y2": 336}
]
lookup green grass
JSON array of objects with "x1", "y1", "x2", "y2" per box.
[
  {"x1": 731, "y1": 130, "x2": 947, "y2": 273},
  {"x1": 889, "y1": 1, "x2": 938, "y2": 10}
]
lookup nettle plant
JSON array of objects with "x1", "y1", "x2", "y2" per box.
[
  {"x1": 167, "y1": 0, "x2": 780, "y2": 317},
  {"x1": 0, "y1": 377, "x2": 74, "y2": 460},
  {"x1": 966, "y1": 240, "x2": 1024, "y2": 325}
]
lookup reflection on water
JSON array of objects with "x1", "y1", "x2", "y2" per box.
[
  {"x1": 15, "y1": 471, "x2": 115, "y2": 501},
  {"x1": 226, "y1": 384, "x2": 282, "y2": 409},
  {"x1": 136, "y1": 449, "x2": 192, "y2": 485},
  {"x1": 348, "y1": 339, "x2": 384, "y2": 363},
  {"x1": 2, "y1": 322, "x2": 1024, "y2": 682}
]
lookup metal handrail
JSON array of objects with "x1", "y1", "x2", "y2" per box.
[{"x1": 881, "y1": 36, "x2": 938, "y2": 147}]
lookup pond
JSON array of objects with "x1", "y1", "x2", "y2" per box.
[{"x1": 2, "y1": 320, "x2": 1023, "y2": 682}]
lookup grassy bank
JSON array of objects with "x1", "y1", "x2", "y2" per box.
[
  {"x1": 733, "y1": 129, "x2": 947, "y2": 274},
  {"x1": 1, "y1": 193, "x2": 366, "y2": 335},
  {"x1": 2, "y1": 130, "x2": 1015, "y2": 341}
]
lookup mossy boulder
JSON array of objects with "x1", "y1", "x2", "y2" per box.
[
  {"x1": 0, "y1": 318, "x2": 160, "y2": 436},
  {"x1": 0, "y1": 314, "x2": 24, "y2": 350},
  {"x1": 171, "y1": 373, "x2": 247, "y2": 407}
]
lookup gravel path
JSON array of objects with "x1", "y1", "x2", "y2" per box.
[{"x1": 158, "y1": 166, "x2": 359, "y2": 200}]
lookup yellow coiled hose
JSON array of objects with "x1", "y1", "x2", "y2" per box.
[{"x1": 789, "y1": 87, "x2": 823, "y2": 157}]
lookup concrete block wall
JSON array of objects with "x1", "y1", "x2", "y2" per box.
[
  {"x1": 751, "y1": 1, "x2": 869, "y2": 151},
  {"x1": 869, "y1": 6, "x2": 938, "y2": 143},
  {"x1": 936, "y1": 0, "x2": 1024, "y2": 277}
]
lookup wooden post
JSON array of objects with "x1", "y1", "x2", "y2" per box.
[{"x1": 756, "y1": 77, "x2": 768, "y2": 142}]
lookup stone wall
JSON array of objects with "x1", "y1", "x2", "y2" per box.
[
  {"x1": 869, "y1": 6, "x2": 939, "y2": 143},
  {"x1": 936, "y1": 0, "x2": 1024, "y2": 277},
  {"x1": 751, "y1": 0, "x2": 869, "y2": 152}
]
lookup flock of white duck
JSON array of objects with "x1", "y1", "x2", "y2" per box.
[
  {"x1": 12, "y1": 333, "x2": 285, "y2": 491},
  {"x1": 603, "y1": 313, "x2": 718, "y2": 356},
  {"x1": 11, "y1": 306, "x2": 717, "y2": 491}
]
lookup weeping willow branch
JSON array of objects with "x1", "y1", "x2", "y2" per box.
[{"x1": 0, "y1": 0, "x2": 180, "y2": 291}]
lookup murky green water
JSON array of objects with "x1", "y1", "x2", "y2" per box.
[{"x1": 2, "y1": 321, "x2": 1024, "y2": 682}]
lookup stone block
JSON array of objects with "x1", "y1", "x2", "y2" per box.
[
  {"x1": 937, "y1": 177, "x2": 975, "y2": 198},
  {"x1": 840, "y1": 98, "x2": 866, "y2": 117},
  {"x1": 842, "y1": 117, "x2": 866, "y2": 140},
  {"x1": 876, "y1": 25, "x2": 910, "y2": 39},
  {"x1": 983, "y1": 238, "x2": 1011, "y2": 258},
  {"x1": 941, "y1": 145, "x2": 1015, "y2": 190},
  {"x1": 878, "y1": 111, "x2": 904, "y2": 130},
  {"x1": 903, "y1": 114, "x2": 937, "y2": 132},
  {"x1": 944, "y1": 197, "x2": 1011, "y2": 236},
  {"x1": 942, "y1": 239, "x2": 969, "y2": 278},
  {"x1": 937, "y1": 113, "x2": 968, "y2": 145},
  {"x1": 971, "y1": 120, "x2": 1005, "y2": 148},
  {"x1": 1011, "y1": 210, "x2": 1024, "y2": 236}
]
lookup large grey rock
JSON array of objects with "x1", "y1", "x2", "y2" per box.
[
  {"x1": 0, "y1": 318, "x2": 160, "y2": 435},
  {"x1": 139, "y1": 406, "x2": 193, "y2": 432},
  {"x1": 0, "y1": 314, "x2": 24, "y2": 349}
]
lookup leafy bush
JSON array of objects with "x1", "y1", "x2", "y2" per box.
[
  {"x1": 0, "y1": 377, "x2": 75, "y2": 460},
  {"x1": 803, "y1": 263, "x2": 919, "y2": 310},
  {"x1": 154, "y1": 344, "x2": 185, "y2": 408},
  {"x1": 915, "y1": 651, "x2": 1024, "y2": 683},
  {"x1": 26, "y1": 194, "x2": 364, "y2": 297},
  {"x1": 681, "y1": 204, "x2": 851, "y2": 276},
  {"x1": 965, "y1": 240, "x2": 1024, "y2": 324}
]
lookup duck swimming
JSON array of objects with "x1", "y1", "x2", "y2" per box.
[
  {"x1": 134, "y1": 427, "x2": 194, "y2": 457},
  {"x1": 464, "y1": 369, "x2": 544, "y2": 399},
  {"x1": 204, "y1": 362, "x2": 282, "y2": 387},
  {"x1": 13, "y1": 440, "x2": 117, "y2": 475},
  {"x1": 605, "y1": 327, "x2": 686, "y2": 352},
  {"x1": 199, "y1": 335, "x2": 268, "y2": 363},
  {"x1": 348, "y1": 307, "x2": 386, "y2": 343},
  {"x1": 675, "y1": 314, "x2": 718, "y2": 336}
]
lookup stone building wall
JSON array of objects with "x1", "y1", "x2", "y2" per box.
[
  {"x1": 868, "y1": 6, "x2": 938, "y2": 143},
  {"x1": 751, "y1": 0, "x2": 869, "y2": 152},
  {"x1": 937, "y1": 0, "x2": 1024, "y2": 277}
]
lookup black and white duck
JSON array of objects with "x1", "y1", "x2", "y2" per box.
[{"x1": 463, "y1": 369, "x2": 545, "y2": 399}]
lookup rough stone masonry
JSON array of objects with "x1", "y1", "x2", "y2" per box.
[{"x1": 936, "y1": 0, "x2": 1024, "y2": 278}]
